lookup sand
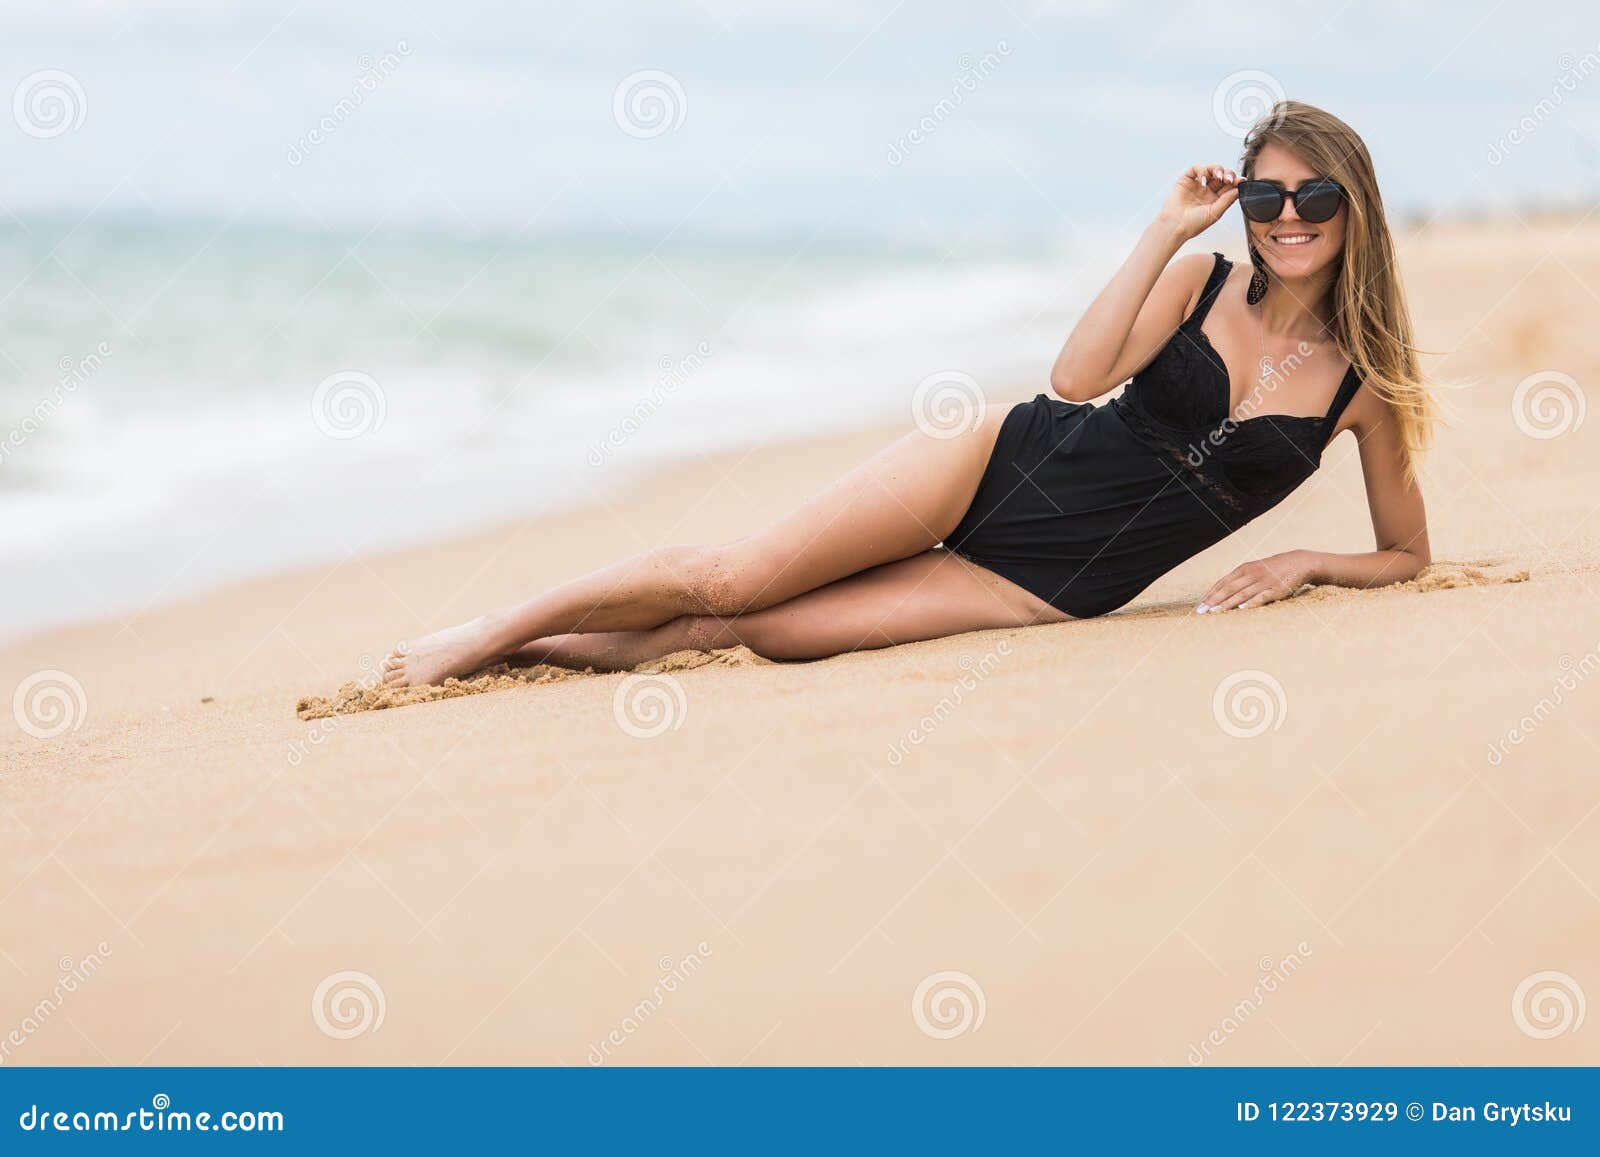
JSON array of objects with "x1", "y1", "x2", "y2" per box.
[{"x1": 5, "y1": 216, "x2": 1600, "y2": 1066}]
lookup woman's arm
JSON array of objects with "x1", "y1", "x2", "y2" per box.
[
  {"x1": 1051, "y1": 164, "x2": 1240, "y2": 402},
  {"x1": 1197, "y1": 390, "x2": 1431, "y2": 612}
]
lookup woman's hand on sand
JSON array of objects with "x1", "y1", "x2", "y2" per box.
[
  {"x1": 1196, "y1": 550, "x2": 1312, "y2": 613},
  {"x1": 1158, "y1": 165, "x2": 1240, "y2": 242}
]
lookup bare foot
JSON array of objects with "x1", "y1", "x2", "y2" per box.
[{"x1": 381, "y1": 615, "x2": 509, "y2": 687}]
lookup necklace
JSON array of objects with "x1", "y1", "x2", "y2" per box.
[{"x1": 1255, "y1": 302, "x2": 1277, "y2": 395}]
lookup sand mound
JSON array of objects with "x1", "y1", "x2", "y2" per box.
[
  {"x1": 636, "y1": 645, "x2": 769, "y2": 674},
  {"x1": 294, "y1": 645, "x2": 769, "y2": 720},
  {"x1": 1292, "y1": 560, "x2": 1529, "y2": 604}
]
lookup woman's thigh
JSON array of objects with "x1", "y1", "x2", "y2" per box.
[
  {"x1": 729, "y1": 548, "x2": 1069, "y2": 661},
  {"x1": 719, "y1": 405, "x2": 1013, "y2": 613}
]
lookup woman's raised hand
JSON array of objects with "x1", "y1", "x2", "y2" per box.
[{"x1": 1159, "y1": 164, "x2": 1240, "y2": 241}]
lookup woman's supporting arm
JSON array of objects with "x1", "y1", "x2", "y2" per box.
[{"x1": 1196, "y1": 389, "x2": 1430, "y2": 612}]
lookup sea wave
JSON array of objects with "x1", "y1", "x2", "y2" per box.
[{"x1": 0, "y1": 217, "x2": 1130, "y2": 635}]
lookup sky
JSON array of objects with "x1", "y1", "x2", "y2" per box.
[{"x1": 1, "y1": 0, "x2": 1598, "y2": 242}]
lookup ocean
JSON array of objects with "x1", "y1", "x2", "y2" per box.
[{"x1": 2, "y1": 215, "x2": 1132, "y2": 637}]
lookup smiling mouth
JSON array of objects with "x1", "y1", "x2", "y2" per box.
[{"x1": 1271, "y1": 232, "x2": 1317, "y2": 246}]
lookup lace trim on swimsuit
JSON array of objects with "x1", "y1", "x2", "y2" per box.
[{"x1": 1111, "y1": 395, "x2": 1248, "y2": 522}]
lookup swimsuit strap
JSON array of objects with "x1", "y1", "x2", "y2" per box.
[
  {"x1": 1321, "y1": 364, "x2": 1364, "y2": 436},
  {"x1": 1183, "y1": 252, "x2": 1234, "y2": 331}
]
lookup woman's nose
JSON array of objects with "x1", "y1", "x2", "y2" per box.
[{"x1": 1279, "y1": 196, "x2": 1303, "y2": 223}]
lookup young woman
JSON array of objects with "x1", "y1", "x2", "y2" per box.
[{"x1": 380, "y1": 101, "x2": 1433, "y2": 688}]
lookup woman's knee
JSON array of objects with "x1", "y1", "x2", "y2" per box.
[
  {"x1": 674, "y1": 614, "x2": 738, "y2": 652},
  {"x1": 669, "y1": 542, "x2": 778, "y2": 617}
]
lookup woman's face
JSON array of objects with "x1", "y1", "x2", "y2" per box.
[{"x1": 1246, "y1": 141, "x2": 1347, "y2": 282}]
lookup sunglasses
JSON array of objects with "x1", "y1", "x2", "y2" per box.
[{"x1": 1237, "y1": 178, "x2": 1345, "y2": 224}]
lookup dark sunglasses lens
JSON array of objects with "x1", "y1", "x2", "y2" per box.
[
  {"x1": 1294, "y1": 180, "x2": 1343, "y2": 223},
  {"x1": 1238, "y1": 183, "x2": 1282, "y2": 222}
]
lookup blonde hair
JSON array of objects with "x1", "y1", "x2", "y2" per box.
[{"x1": 1241, "y1": 101, "x2": 1434, "y2": 469}]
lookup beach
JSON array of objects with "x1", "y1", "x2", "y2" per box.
[{"x1": 4, "y1": 214, "x2": 1599, "y2": 1065}]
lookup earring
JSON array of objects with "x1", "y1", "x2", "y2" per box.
[{"x1": 1246, "y1": 248, "x2": 1268, "y2": 306}]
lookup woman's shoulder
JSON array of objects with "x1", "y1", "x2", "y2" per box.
[
  {"x1": 1168, "y1": 250, "x2": 1228, "y2": 285},
  {"x1": 1161, "y1": 251, "x2": 1229, "y2": 319}
]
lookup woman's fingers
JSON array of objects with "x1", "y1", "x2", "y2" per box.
[
  {"x1": 1207, "y1": 580, "x2": 1292, "y2": 613},
  {"x1": 1197, "y1": 575, "x2": 1250, "y2": 612},
  {"x1": 1210, "y1": 583, "x2": 1268, "y2": 612},
  {"x1": 1182, "y1": 165, "x2": 1241, "y2": 196}
]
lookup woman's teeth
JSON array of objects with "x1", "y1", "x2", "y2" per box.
[{"x1": 1273, "y1": 233, "x2": 1315, "y2": 246}]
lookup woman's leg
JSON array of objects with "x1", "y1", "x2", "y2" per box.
[
  {"x1": 508, "y1": 549, "x2": 1068, "y2": 671},
  {"x1": 382, "y1": 408, "x2": 1013, "y2": 686}
]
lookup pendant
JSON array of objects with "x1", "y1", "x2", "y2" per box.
[{"x1": 1259, "y1": 356, "x2": 1277, "y2": 381}]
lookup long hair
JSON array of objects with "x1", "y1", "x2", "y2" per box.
[{"x1": 1241, "y1": 101, "x2": 1434, "y2": 470}]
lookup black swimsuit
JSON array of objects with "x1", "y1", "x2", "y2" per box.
[{"x1": 947, "y1": 252, "x2": 1364, "y2": 618}]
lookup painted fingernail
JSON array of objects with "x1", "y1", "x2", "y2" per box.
[{"x1": 1195, "y1": 603, "x2": 1210, "y2": 614}]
